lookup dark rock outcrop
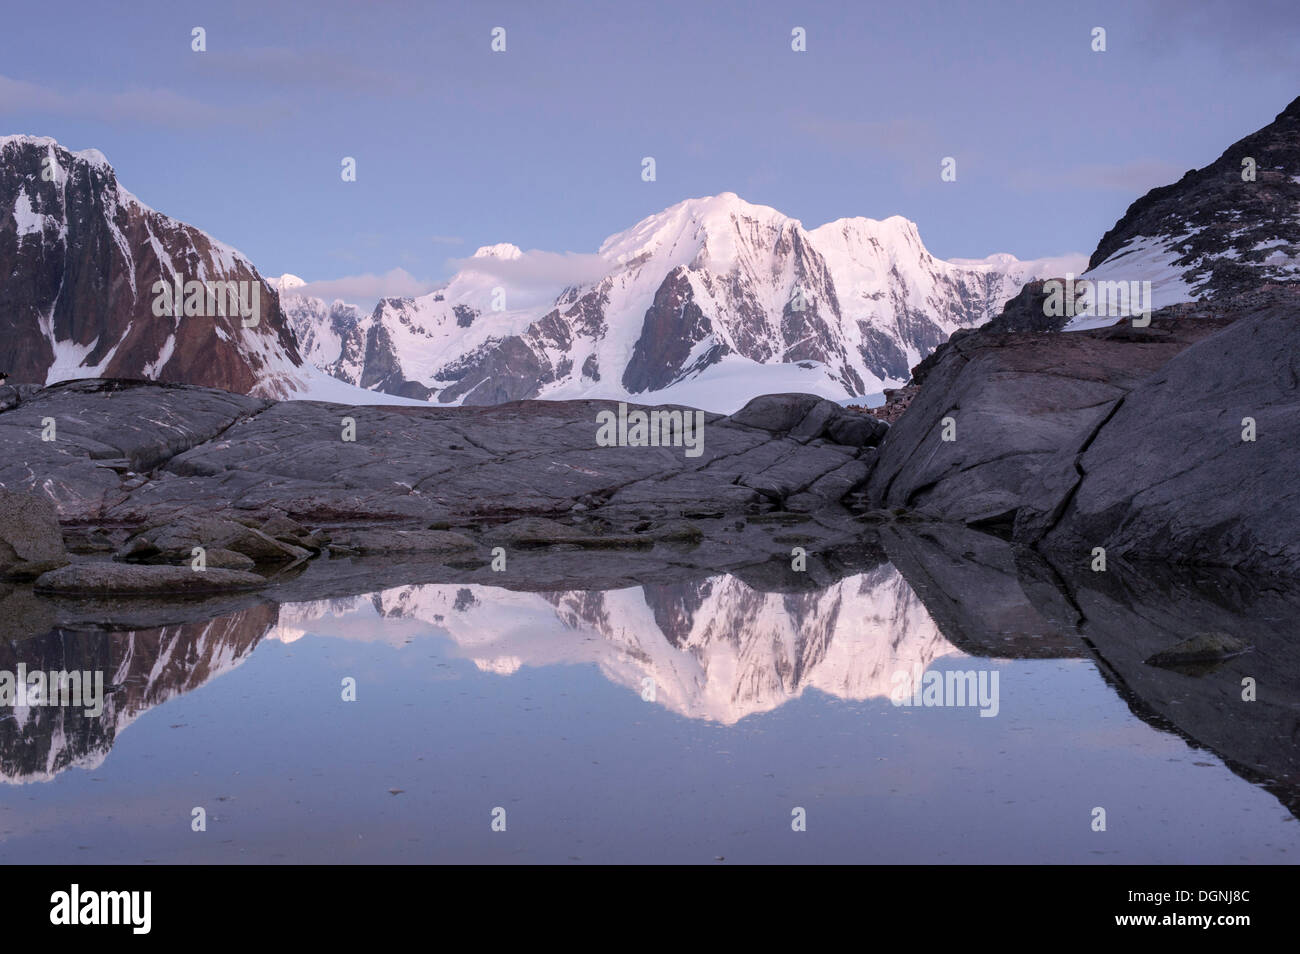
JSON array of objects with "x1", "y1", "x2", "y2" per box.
[
  {"x1": 1027, "y1": 288, "x2": 1300, "y2": 575},
  {"x1": 865, "y1": 286, "x2": 1300, "y2": 575},
  {"x1": 980, "y1": 278, "x2": 1083, "y2": 334},
  {"x1": 1088, "y1": 95, "x2": 1300, "y2": 298}
]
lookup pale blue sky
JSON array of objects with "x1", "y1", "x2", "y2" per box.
[{"x1": 3, "y1": 0, "x2": 1297, "y2": 300}]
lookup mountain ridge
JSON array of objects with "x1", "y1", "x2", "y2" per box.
[{"x1": 282, "y1": 191, "x2": 1082, "y2": 411}]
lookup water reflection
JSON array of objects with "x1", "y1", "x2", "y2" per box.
[
  {"x1": 0, "y1": 606, "x2": 273, "y2": 782},
  {"x1": 2, "y1": 525, "x2": 1298, "y2": 826},
  {"x1": 278, "y1": 565, "x2": 955, "y2": 723}
]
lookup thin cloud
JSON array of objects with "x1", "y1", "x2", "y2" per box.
[
  {"x1": 192, "y1": 46, "x2": 403, "y2": 93},
  {"x1": 292, "y1": 268, "x2": 441, "y2": 308},
  {"x1": 1012, "y1": 159, "x2": 1188, "y2": 194},
  {"x1": 0, "y1": 74, "x2": 286, "y2": 128},
  {"x1": 794, "y1": 115, "x2": 938, "y2": 159},
  {"x1": 447, "y1": 249, "x2": 611, "y2": 290}
]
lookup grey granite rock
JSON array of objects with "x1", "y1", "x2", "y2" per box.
[
  {"x1": 863, "y1": 288, "x2": 1300, "y2": 575},
  {"x1": 0, "y1": 383, "x2": 881, "y2": 595},
  {"x1": 34, "y1": 563, "x2": 267, "y2": 596},
  {"x1": 203, "y1": 548, "x2": 257, "y2": 571},
  {"x1": 727, "y1": 392, "x2": 888, "y2": 447},
  {"x1": 328, "y1": 528, "x2": 476, "y2": 554},
  {"x1": 0, "y1": 488, "x2": 69, "y2": 579},
  {"x1": 1032, "y1": 292, "x2": 1300, "y2": 575},
  {"x1": 118, "y1": 514, "x2": 309, "y2": 565}
]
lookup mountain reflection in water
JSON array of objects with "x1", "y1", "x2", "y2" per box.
[{"x1": 1, "y1": 525, "x2": 1297, "y2": 863}]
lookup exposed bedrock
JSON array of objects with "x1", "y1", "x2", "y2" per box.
[
  {"x1": 0, "y1": 380, "x2": 886, "y2": 565},
  {"x1": 865, "y1": 286, "x2": 1300, "y2": 576}
]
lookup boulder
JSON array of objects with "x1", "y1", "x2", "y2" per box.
[
  {"x1": 1145, "y1": 634, "x2": 1251, "y2": 668},
  {"x1": 726, "y1": 393, "x2": 828, "y2": 433},
  {"x1": 726, "y1": 393, "x2": 888, "y2": 448},
  {"x1": 204, "y1": 548, "x2": 257, "y2": 571},
  {"x1": 0, "y1": 489, "x2": 69, "y2": 579},
  {"x1": 118, "y1": 515, "x2": 310, "y2": 565},
  {"x1": 825, "y1": 412, "x2": 888, "y2": 446}
]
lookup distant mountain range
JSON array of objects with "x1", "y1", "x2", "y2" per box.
[
  {"x1": 6, "y1": 96, "x2": 1300, "y2": 410},
  {"x1": 277, "y1": 194, "x2": 1081, "y2": 410}
]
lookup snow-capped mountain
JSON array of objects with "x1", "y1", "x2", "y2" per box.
[
  {"x1": 281, "y1": 194, "x2": 1081, "y2": 411},
  {"x1": 0, "y1": 136, "x2": 313, "y2": 397},
  {"x1": 271, "y1": 273, "x2": 373, "y2": 390},
  {"x1": 0, "y1": 137, "x2": 423, "y2": 404},
  {"x1": 1069, "y1": 93, "x2": 1300, "y2": 327}
]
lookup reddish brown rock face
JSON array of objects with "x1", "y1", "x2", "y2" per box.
[{"x1": 0, "y1": 137, "x2": 303, "y2": 396}]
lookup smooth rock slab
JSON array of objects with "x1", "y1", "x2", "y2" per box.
[
  {"x1": 0, "y1": 384, "x2": 878, "y2": 530},
  {"x1": 34, "y1": 563, "x2": 268, "y2": 596},
  {"x1": 328, "y1": 528, "x2": 476, "y2": 554}
]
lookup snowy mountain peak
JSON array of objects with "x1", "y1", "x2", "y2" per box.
[
  {"x1": 281, "y1": 192, "x2": 1078, "y2": 410},
  {"x1": 599, "y1": 192, "x2": 798, "y2": 268},
  {"x1": 811, "y1": 214, "x2": 924, "y2": 253}
]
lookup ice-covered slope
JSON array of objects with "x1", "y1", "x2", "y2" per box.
[{"x1": 284, "y1": 194, "x2": 1079, "y2": 412}]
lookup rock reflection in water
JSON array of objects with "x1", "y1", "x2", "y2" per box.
[{"x1": 2, "y1": 528, "x2": 1298, "y2": 830}]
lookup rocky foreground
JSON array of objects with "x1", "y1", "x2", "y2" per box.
[
  {"x1": 865, "y1": 284, "x2": 1300, "y2": 576},
  {"x1": 0, "y1": 381, "x2": 887, "y2": 591}
]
